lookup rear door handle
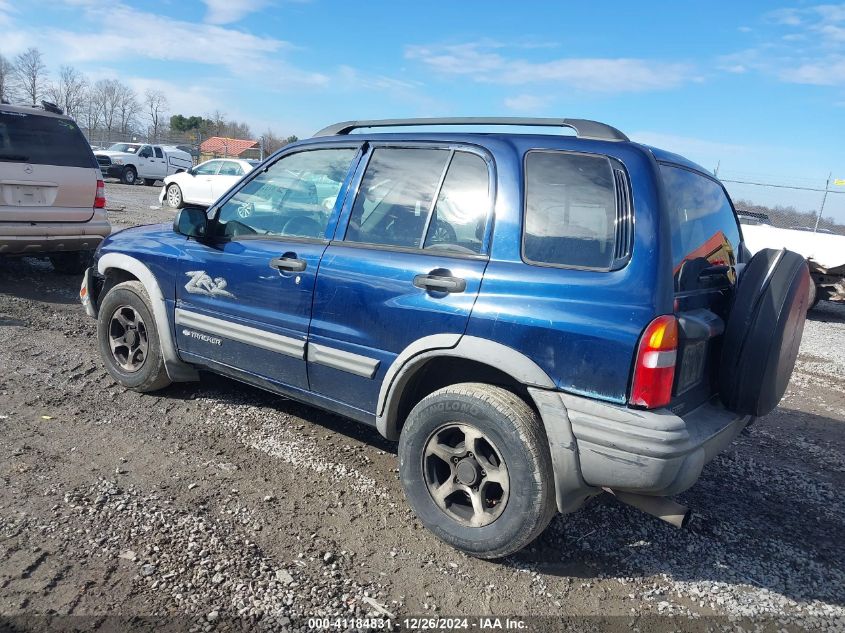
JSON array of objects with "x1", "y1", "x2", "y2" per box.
[
  {"x1": 270, "y1": 256, "x2": 307, "y2": 272},
  {"x1": 413, "y1": 274, "x2": 466, "y2": 293}
]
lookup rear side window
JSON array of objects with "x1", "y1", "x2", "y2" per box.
[
  {"x1": 0, "y1": 110, "x2": 95, "y2": 169},
  {"x1": 345, "y1": 148, "x2": 450, "y2": 248},
  {"x1": 345, "y1": 148, "x2": 491, "y2": 253},
  {"x1": 523, "y1": 151, "x2": 621, "y2": 269},
  {"x1": 218, "y1": 161, "x2": 244, "y2": 176},
  {"x1": 660, "y1": 164, "x2": 740, "y2": 273}
]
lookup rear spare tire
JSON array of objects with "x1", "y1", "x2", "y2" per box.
[{"x1": 719, "y1": 248, "x2": 810, "y2": 416}]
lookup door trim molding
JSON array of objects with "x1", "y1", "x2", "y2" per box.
[
  {"x1": 175, "y1": 308, "x2": 306, "y2": 359},
  {"x1": 307, "y1": 342, "x2": 380, "y2": 378}
]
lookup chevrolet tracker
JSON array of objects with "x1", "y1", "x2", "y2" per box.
[{"x1": 80, "y1": 118, "x2": 810, "y2": 558}]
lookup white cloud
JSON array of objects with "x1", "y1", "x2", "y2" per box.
[
  {"x1": 405, "y1": 42, "x2": 693, "y2": 93},
  {"x1": 723, "y1": 5, "x2": 845, "y2": 86},
  {"x1": 503, "y1": 94, "x2": 552, "y2": 113},
  {"x1": 203, "y1": 0, "x2": 268, "y2": 25},
  {"x1": 3, "y1": 1, "x2": 327, "y2": 87}
]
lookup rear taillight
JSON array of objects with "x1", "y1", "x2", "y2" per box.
[
  {"x1": 94, "y1": 179, "x2": 106, "y2": 209},
  {"x1": 630, "y1": 315, "x2": 678, "y2": 409}
]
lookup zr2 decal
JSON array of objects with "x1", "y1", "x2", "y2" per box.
[{"x1": 184, "y1": 270, "x2": 235, "y2": 298}]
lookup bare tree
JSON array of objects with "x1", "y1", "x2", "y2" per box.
[
  {"x1": 210, "y1": 110, "x2": 226, "y2": 136},
  {"x1": 91, "y1": 79, "x2": 121, "y2": 137},
  {"x1": 116, "y1": 82, "x2": 140, "y2": 135},
  {"x1": 12, "y1": 47, "x2": 48, "y2": 105},
  {"x1": 144, "y1": 89, "x2": 169, "y2": 141},
  {"x1": 0, "y1": 54, "x2": 13, "y2": 103},
  {"x1": 46, "y1": 66, "x2": 88, "y2": 119}
]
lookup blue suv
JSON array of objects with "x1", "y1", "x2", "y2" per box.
[{"x1": 81, "y1": 118, "x2": 810, "y2": 558}]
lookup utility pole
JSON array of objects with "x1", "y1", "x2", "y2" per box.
[
  {"x1": 714, "y1": 160, "x2": 720, "y2": 178},
  {"x1": 813, "y1": 172, "x2": 832, "y2": 233}
]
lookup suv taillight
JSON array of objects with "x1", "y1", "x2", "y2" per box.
[
  {"x1": 630, "y1": 315, "x2": 678, "y2": 409},
  {"x1": 94, "y1": 179, "x2": 106, "y2": 209}
]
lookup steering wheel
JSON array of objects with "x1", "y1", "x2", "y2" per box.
[
  {"x1": 427, "y1": 219, "x2": 458, "y2": 245},
  {"x1": 281, "y1": 215, "x2": 323, "y2": 238},
  {"x1": 236, "y1": 201, "x2": 254, "y2": 219}
]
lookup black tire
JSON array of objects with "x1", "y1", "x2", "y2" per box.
[
  {"x1": 719, "y1": 249, "x2": 810, "y2": 416},
  {"x1": 97, "y1": 280, "x2": 171, "y2": 392},
  {"x1": 165, "y1": 183, "x2": 183, "y2": 209},
  {"x1": 143, "y1": 178, "x2": 157, "y2": 186},
  {"x1": 398, "y1": 383, "x2": 556, "y2": 559},
  {"x1": 49, "y1": 251, "x2": 91, "y2": 275},
  {"x1": 121, "y1": 166, "x2": 137, "y2": 185}
]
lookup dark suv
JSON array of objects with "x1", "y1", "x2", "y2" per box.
[{"x1": 80, "y1": 118, "x2": 810, "y2": 558}]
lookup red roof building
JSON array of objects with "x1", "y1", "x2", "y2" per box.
[{"x1": 199, "y1": 136, "x2": 260, "y2": 159}]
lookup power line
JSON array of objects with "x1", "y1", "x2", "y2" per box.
[{"x1": 720, "y1": 178, "x2": 845, "y2": 194}]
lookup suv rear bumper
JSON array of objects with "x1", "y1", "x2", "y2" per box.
[
  {"x1": 529, "y1": 388, "x2": 751, "y2": 513},
  {"x1": 0, "y1": 211, "x2": 110, "y2": 255}
]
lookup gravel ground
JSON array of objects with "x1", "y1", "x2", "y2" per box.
[{"x1": 0, "y1": 182, "x2": 843, "y2": 631}]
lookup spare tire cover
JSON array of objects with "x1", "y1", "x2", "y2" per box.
[{"x1": 720, "y1": 248, "x2": 810, "y2": 416}]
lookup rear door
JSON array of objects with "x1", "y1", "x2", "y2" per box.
[
  {"x1": 149, "y1": 146, "x2": 168, "y2": 180},
  {"x1": 308, "y1": 145, "x2": 493, "y2": 414},
  {"x1": 211, "y1": 160, "x2": 245, "y2": 201},
  {"x1": 660, "y1": 164, "x2": 742, "y2": 413},
  {"x1": 0, "y1": 109, "x2": 98, "y2": 222}
]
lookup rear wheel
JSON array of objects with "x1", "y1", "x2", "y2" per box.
[
  {"x1": 398, "y1": 383, "x2": 555, "y2": 559},
  {"x1": 166, "y1": 183, "x2": 183, "y2": 209},
  {"x1": 121, "y1": 166, "x2": 137, "y2": 185},
  {"x1": 49, "y1": 251, "x2": 91, "y2": 275},
  {"x1": 97, "y1": 280, "x2": 171, "y2": 392}
]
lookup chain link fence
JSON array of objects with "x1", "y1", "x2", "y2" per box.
[{"x1": 82, "y1": 130, "x2": 203, "y2": 165}]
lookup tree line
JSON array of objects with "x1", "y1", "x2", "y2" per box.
[{"x1": 0, "y1": 47, "x2": 298, "y2": 152}]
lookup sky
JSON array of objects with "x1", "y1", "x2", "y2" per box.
[{"x1": 1, "y1": 0, "x2": 844, "y2": 221}]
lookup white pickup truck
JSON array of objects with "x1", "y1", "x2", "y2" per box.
[
  {"x1": 94, "y1": 143, "x2": 193, "y2": 186},
  {"x1": 740, "y1": 214, "x2": 845, "y2": 306}
]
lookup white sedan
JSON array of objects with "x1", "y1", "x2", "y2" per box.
[{"x1": 159, "y1": 158, "x2": 260, "y2": 208}]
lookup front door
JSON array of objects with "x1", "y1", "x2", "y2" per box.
[
  {"x1": 186, "y1": 160, "x2": 221, "y2": 205},
  {"x1": 175, "y1": 145, "x2": 361, "y2": 390},
  {"x1": 308, "y1": 145, "x2": 494, "y2": 414}
]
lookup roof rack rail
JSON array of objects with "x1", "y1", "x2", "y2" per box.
[
  {"x1": 312, "y1": 117, "x2": 629, "y2": 142},
  {"x1": 40, "y1": 100, "x2": 64, "y2": 115}
]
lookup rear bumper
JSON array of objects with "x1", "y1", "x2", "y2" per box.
[
  {"x1": 0, "y1": 211, "x2": 111, "y2": 255},
  {"x1": 529, "y1": 388, "x2": 751, "y2": 513}
]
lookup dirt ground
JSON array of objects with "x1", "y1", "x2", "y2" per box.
[{"x1": 1, "y1": 183, "x2": 843, "y2": 631}]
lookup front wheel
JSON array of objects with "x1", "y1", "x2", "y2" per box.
[
  {"x1": 97, "y1": 280, "x2": 171, "y2": 392},
  {"x1": 165, "y1": 183, "x2": 183, "y2": 209},
  {"x1": 398, "y1": 383, "x2": 556, "y2": 559},
  {"x1": 121, "y1": 166, "x2": 137, "y2": 185}
]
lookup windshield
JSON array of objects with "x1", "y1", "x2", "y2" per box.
[{"x1": 107, "y1": 143, "x2": 141, "y2": 153}]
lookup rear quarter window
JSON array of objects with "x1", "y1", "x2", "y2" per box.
[
  {"x1": 660, "y1": 164, "x2": 741, "y2": 277},
  {"x1": 523, "y1": 151, "x2": 621, "y2": 270},
  {"x1": 0, "y1": 111, "x2": 96, "y2": 169}
]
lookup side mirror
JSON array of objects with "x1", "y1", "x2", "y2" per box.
[
  {"x1": 187, "y1": 168, "x2": 195, "y2": 176},
  {"x1": 173, "y1": 206, "x2": 208, "y2": 238}
]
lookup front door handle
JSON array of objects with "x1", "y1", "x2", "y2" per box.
[
  {"x1": 413, "y1": 274, "x2": 466, "y2": 293},
  {"x1": 270, "y1": 256, "x2": 307, "y2": 272}
]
